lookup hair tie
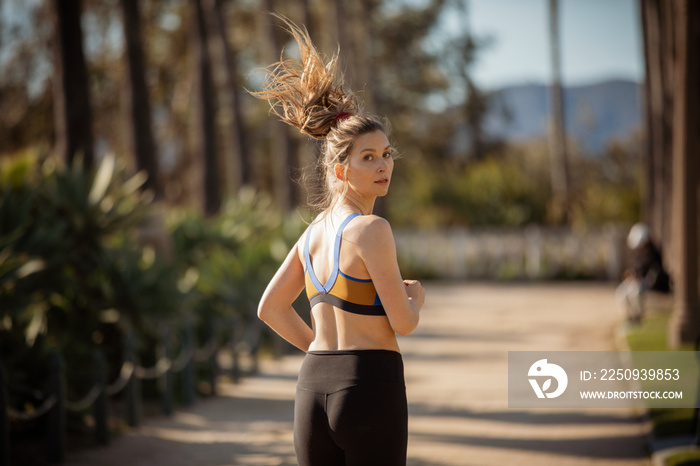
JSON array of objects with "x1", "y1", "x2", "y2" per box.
[{"x1": 331, "y1": 112, "x2": 352, "y2": 127}]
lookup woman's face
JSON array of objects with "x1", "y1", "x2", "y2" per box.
[{"x1": 339, "y1": 130, "x2": 393, "y2": 198}]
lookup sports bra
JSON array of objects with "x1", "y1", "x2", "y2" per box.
[{"x1": 303, "y1": 213, "x2": 386, "y2": 316}]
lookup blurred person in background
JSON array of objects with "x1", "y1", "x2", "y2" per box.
[
  {"x1": 616, "y1": 222, "x2": 670, "y2": 324},
  {"x1": 252, "y1": 17, "x2": 425, "y2": 466}
]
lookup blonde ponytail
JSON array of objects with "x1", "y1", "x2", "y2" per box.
[{"x1": 250, "y1": 16, "x2": 358, "y2": 140}]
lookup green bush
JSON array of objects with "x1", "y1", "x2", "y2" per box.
[
  {"x1": 169, "y1": 189, "x2": 306, "y2": 334},
  {"x1": 0, "y1": 150, "x2": 307, "y2": 423},
  {"x1": 0, "y1": 152, "x2": 181, "y2": 411},
  {"x1": 399, "y1": 155, "x2": 550, "y2": 227},
  {"x1": 387, "y1": 139, "x2": 642, "y2": 229},
  {"x1": 666, "y1": 450, "x2": 700, "y2": 466}
]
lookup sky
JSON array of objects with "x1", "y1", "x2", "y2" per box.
[{"x1": 444, "y1": 0, "x2": 644, "y2": 90}]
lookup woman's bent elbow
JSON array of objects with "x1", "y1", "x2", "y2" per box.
[
  {"x1": 257, "y1": 302, "x2": 272, "y2": 323},
  {"x1": 393, "y1": 320, "x2": 418, "y2": 337}
]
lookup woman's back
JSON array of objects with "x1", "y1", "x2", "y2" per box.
[{"x1": 300, "y1": 213, "x2": 400, "y2": 352}]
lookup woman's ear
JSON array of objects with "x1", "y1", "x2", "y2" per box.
[{"x1": 334, "y1": 164, "x2": 345, "y2": 181}]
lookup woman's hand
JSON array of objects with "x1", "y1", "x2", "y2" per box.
[{"x1": 403, "y1": 280, "x2": 425, "y2": 311}]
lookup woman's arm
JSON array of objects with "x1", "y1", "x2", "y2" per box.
[
  {"x1": 358, "y1": 217, "x2": 425, "y2": 336},
  {"x1": 257, "y1": 242, "x2": 314, "y2": 351}
]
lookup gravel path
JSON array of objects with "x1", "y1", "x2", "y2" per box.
[{"x1": 65, "y1": 282, "x2": 651, "y2": 466}]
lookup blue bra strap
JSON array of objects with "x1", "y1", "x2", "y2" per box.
[
  {"x1": 304, "y1": 213, "x2": 362, "y2": 293},
  {"x1": 327, "y1": 213, "x2": 361, "y2": 291},
  {"x1": 304, "y1": 222, "x2": 324, "y2": 292}
]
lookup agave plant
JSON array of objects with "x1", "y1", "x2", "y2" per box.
[{"x1": 0, "y1": 152, "x2": 181, "y2": 410}]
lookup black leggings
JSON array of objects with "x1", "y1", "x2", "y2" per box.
[{"x1": 294, "y1": 350, "x2": 408, "y2": 466}]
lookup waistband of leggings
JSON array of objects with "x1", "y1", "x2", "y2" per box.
[
  {"x1": 306, "y1": 349, "x2": 401, "y2": 357},
  {"x1": 299, "y1": 349, "x2": 404, "y2": 390}
]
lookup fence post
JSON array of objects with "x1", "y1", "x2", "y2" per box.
[
  {"x1": 47, "y1": 350, "x2": 65, "y2": 464},
  {"x1": 182, "y1": 322, "x2": 196, "y2": 406},
  {"x1": 525, "y1": 225, "x2": 542, "y2": 279},
  {"x1": 93, "y1": 351, "x2": 109, "y2": 445},
  {"x1": 0, "y1": 363, "x2": 9, "y2": 466},
  {"x1": 207, "y1": 319, "x2": 218, "y2": 396},
  {"x1": 159, "y1": 327, "x2": 174, "y2": 416},
  {"x1": 124, "y1": 332, "x2": 141, "y2": 427}
]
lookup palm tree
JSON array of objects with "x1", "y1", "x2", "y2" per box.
[
  {"x1": 666, "y1": 0, "x2": 700, "y2": 347},
  {"x1": 262, "y1": 0, "x2": 299, "y2": 211},
  {"x1": 192, "y1": 0, "x2": 222, "y2": 215},
  {"x1": 51, "y1": 0, "x2": 94, "y2": 169},
  {"x1": 547, "y1": 0, "x2": 570, "y2": 224},
  {"x1": 206, "y1": 0, "x2": 252, "y2": 190},
  {"x1": 120, "y1": 0, "x2": 162, "y2": 198},
  {"x1": 640, "y1": 0, "x2": 673, "y2": 250}
]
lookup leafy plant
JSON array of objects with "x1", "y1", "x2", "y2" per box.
[
  {"x1": 0, "y1": 152, "x2": 180, "y2": 409},
  {"x1": 169, "y1": 188, "x2": 306, "y2": 331},
  {"x1": 420, "y1": 155, "x2": 550, "y2": 227}
]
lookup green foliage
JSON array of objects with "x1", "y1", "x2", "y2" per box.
[
  {"x1": 570, "y1": 140, "x2": 643, "y2": 228},
  {"x1": 390, "y1": 153, "x2": 550, "y2": 227},
  {"x1": 571, "y1": 182, "x2": 640, "y2": 227},
  {"x1": 438, "y1": 156, "x2": 550, "y2": 226},
  {"x1": 665, "y1": 450, "x2": 700, "y2": 466},
  {"x1": 0, "y1": 151, "x2": 305, "y2": 417},
  {"x1": 625, "y1": 310, "x2": 672, "y2": 352},
  {"x1": 168, "y1": 188, "x2": 307, "y2": 330},
  {"x1": 388, "y1": 136, "x2": 643, "y2": 229},
  {"x1": 0, "y1": 152, "x2": 180, "y2": 407}
]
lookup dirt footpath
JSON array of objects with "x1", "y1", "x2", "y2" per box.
[{"x1": 65, "y1": 282, "x2": 651, "y2": 466}]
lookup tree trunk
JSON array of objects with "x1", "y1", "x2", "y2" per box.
[
  {"x1": 120, "y1": 0, "x2": 162, "y2": 199},
  {"x1": 206, "y1": 0, "x2": 252, "y2": 191},
  {"x1": 51, "y1": 0, "x2": 94, "y2": 169},
  {"x1": 193, "y1": 0, "x2": 222, "y2": 215},
  {"x1": 263, "y1": 0, "x2": 298, "y2": 211},
  {"x1": 640, "y1": 0, "x2": 675, "y2": 252},
  {"x1": 547, "y1": 0, "x2": 570, "y2": 225},
  {"x1": 640, "y1": 0, "x2": 663, "y2": 242},
  {"x1": 333, "y1": 1, "x2": 351, "y2": 85},
  {"x1": 667, "y1": 0, "x2": 700, "y2": 347},
  {"x1": 299, "y1": 0, "x2": 315, "y2": 41},
  {"x1": 316, "y1": 0, "x2": 336, "y2": 62}
]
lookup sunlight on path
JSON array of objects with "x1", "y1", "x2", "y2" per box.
[
  {"x1": 402, "y1": 282, "x2": 650, "y2": 466},
  {"x1": 66, "y1": 282, "x2": 650, "y2": 466}
]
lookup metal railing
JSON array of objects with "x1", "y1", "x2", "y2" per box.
[{"x1": 0, "y1": 316, "x2": 263, "y2": 465}]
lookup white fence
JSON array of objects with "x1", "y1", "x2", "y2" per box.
[{"x1": 395, "y1": 225, "x2": 628, "y2": 281}]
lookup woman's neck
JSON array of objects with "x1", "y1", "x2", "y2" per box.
[{"x1": 337, "y1": 191, "x2": 375, "y2": 216}]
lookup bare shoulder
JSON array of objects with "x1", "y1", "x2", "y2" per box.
[
  {"x1": 295, "y1": 227, "x2": 310, "y2": 262},
  {"x1": 345, "y1": 215, "x2": 394, "y2": 251}
]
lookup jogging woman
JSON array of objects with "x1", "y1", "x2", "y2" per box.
[{"x1": 253, "y1": 18, "x2": 425, "y2": 466}]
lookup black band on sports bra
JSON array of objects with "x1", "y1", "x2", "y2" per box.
[{"x1": 309, "y1": 293, "x2": 387, "y2": 316}]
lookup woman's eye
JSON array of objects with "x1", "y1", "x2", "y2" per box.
[
  {"x1": 383, "y1": 152, "x2": 392, "y2": 158},
  {"x1": 364, "y1": 155, "x2": 374, "y2": 161}
]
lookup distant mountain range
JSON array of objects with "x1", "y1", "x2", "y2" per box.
[{"x1": 484, "y1": 79, "x2": 643, "y2": 154}]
